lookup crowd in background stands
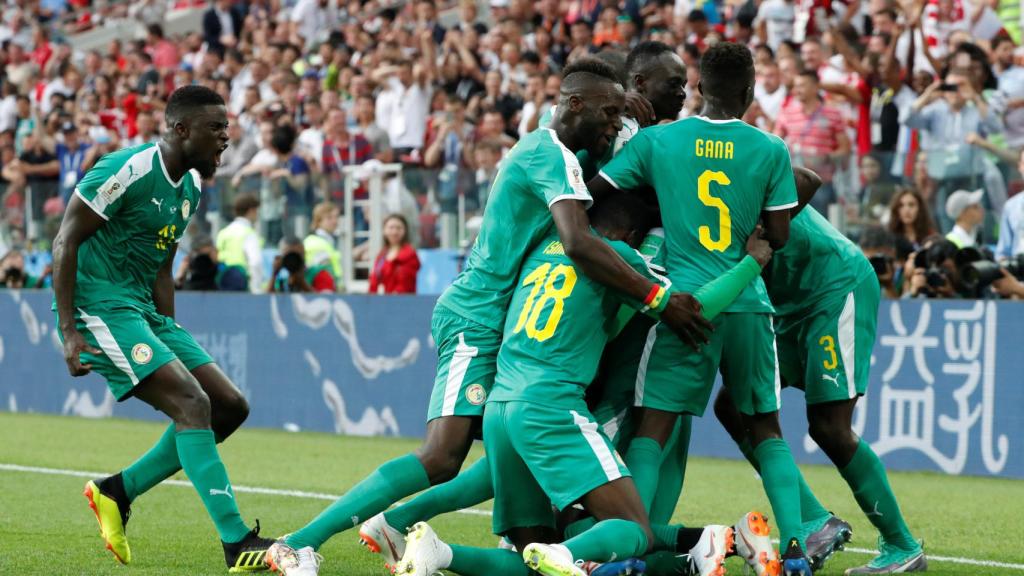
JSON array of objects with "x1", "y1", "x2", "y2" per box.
[{"x1": 0, "y1": 0, "x2": 1022, "y2": 297}]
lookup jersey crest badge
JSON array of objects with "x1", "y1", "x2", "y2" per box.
[
  {"x1": 131, "y1": 343, "x2": 153, "y2": 365},
  {"x1": 465, "y1": 383, "x2": 487, "y2": 406}
]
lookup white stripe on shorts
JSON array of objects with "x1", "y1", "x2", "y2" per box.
[
  {"x1": 771, "y1": 317, "x2": 781, "y2": 411},
  {"x1": 633, "y1": 323, "x2": 659, "y2": 406},
  {"x1": 571, "y1": 410, "x2": 622, "y2": 482},
  {"x1": 77, "y1": 308, "x2": 139, "y2": 386},
  {"x1": 441, "y1": 332, "x2": 478, "y2": 416},
  {"x1": 837, "y1": 291, "x2": 857, "y2": 399}
]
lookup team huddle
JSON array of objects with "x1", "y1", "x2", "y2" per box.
[{"x1": 57, "y1": 42, "x2": 926, "y2": 576}]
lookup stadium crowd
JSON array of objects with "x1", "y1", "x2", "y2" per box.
[{"x1": 0, "y1": 0, "x2": 1022, "y2": 297}]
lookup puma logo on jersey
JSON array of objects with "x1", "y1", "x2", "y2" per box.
[
  {"x1": 151, "y1": 198, "x2": 164, "y2": 212},
  {"x1": 209, "y1": 484, "x2": 233, "y2": 499},
  {"x1": 821, "y1": 373, "x2": 840, "y2": 387}
]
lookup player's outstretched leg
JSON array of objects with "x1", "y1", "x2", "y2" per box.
[
  {"x1": 394, "y1": 521, "x2": 533, "y2": 576},
  {"x1": 283, "y1": 415, "x2": 474, "y2": 554},
  {"x1": 807, "y1": 401, "x2": 925, "y2": 575},
  {"x1": 132, "y1": 360, "x2": 272, "y2": 572},
  {"x1": 623, "y1": 408, "x2": 679, "y2": 512},
  {"x1": 83, "y1": 364, "x2": 253, "y2": 566}
]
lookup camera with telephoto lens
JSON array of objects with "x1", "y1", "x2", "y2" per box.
[
  {"x1": 869, "y1": 253, "x2": 893, "y2": 275},
  {"x1": 281, "y1": 252, "x2": 305, "y2": 274},
  {"x1": 914, "y1": 250, "x2": 948, "y2": 288},
  {"x1": 960, "y1": 250, "x2": 1024, "y2": 293}
]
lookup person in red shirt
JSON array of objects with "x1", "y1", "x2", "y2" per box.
[{"x1": 369, "y1": 214, "x2": 420, "y2": 294}]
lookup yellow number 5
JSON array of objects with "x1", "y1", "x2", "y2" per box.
[
  {"x1": 698, "y1": 169, "x2": 731, "y2": 252},
  {"x1": 513, "y1": 263, "x2": 578, "y2": 342},
  {"x1": 819, "y1": 335, "x2": 838, "y2": 371}
]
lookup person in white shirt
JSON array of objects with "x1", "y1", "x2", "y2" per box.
[
  {"x1": 945, "y1": 189, "x2": 985, "y2": 248},
  {"x1": 372, "y1": 59, "x2": 432, "y2": 156},
  {"x1": 753, "y1": 61, "x2": 786, "y2": 129},
  {"x1": 289, "y1": 0, "x2": 340, "y2": 50},
  {"x1": 756, "y1": 0, "x2": 796, "y2": 50}
]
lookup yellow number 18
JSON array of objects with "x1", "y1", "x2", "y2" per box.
[
  {"x1": 697, "y1": 169, "x2": 732, "y2": 252},
  {"x1": 513, "y1": 263, "x2": 577, "y2": 342}
]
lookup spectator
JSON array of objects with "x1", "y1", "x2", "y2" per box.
[
  {"x1": 16, "y1": 133, "x2": 59, "y2": 224},
  {"x1": 0, "y1": 247, "x2": 46, "y2": 288},
  {"x1": 944, "y1": 189, "x2": 985, "y2": 248},
  {"x1": 216, "y1": 193, "x2": 265, "y2": 294},
  {"x1": 860, "y1": 225, "x2": 901, "y2": 298},
  {"x1": 473, "y1": 138, "x2": 503, "y2": 212},
  {"x1": 203, "y1": 0, "x2": 244, "y2": 52},
  {"x1": 304, "y1": 202, "x2": 342, "y2": 289},
  {"x1": 369, "y1": 214, "x2": 420, "y2": 295},
  {"x1": 996, "y1": 150, "x2": 1024, "y2": 260},
  {"x1": 751, "y1": 61, "x2": 786, "y2": 130},
  {"x1": 353, "y1": 94, "x2": 393, "y2": 163},
  {"x1": 888, "y1": 188, "x2": 938, "y2": 254},
  {"x1": 756, "y1": 0, "x2": 797, "y2": 51},
  {"x1": 424, "y1": 95, "x2": 476, "y2": 213},
  {"x1": 145, "y1": 24, "x2": 180, "y2": 73},
  {"x1": 216, "y1": 118, "x2": 258, "y2": 180},
  {"x1": 54, "y1": 121, "x2": 90, "y2": 203},
  {"x1": 993, "y1": 39, "x2": 1024, "y2": 152},
  {"x1": 774, "y1": 70, "x2": 851, "y2": 214},
  {"x1": 321, "y1": 108, "x2": 373, "y2": 202},
  {"x1": 373, "y1": 59, "x2": 432, "y2": 159},
  {"x1": 175, "y1": 235, "x2": 247, "y2": 292},
  {"x1": 290, "y1": 0, "x2": 341, "y2": 51},
  {"x1": 124, "y1": 110, "x2": 159, "y2": 148},
  {"x1": 269, "y1": 236, "x2": 336, "y2": 293}
]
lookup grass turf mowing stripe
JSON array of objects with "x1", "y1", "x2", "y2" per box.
[{"x1": 2, "y1": 462, "x2": 1021, "y2": 571}]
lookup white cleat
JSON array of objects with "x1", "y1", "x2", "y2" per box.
[
  {"x1": 522, "y1": 543, "x2": 587, "y2": 576},
  {"x1": 265, "y1": 540, "x2": 322, "y2": 576},
  {"x1": 359, "y1": 513, "x2": 407, "y2": 569},
  {"x1": 735, "y1": 511, "x2": 781, "y2": 576},
  {"x1": 393, "y1": 522, "x2": 451, "y2": 576},
  {"x1": 688, "y1": 525, "x2": 734, "y2": 576}
]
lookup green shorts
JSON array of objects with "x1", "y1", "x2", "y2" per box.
[
  {"x1": 591, "y1": 314, "x2": 655, "y2": 451},
  {"x1": 57, "y1": 305, "x2": 213, "y2": 400},
  {"x1": 775, "y1": 276, "x2": 880, "y2": 405},
  {"x1": 484, "y1": 399, "x2": 630, "y2": 536},
  {"x1": 636, "y1": 312, "x2": 780, "y2": 417},
  {"x1": 426, "y1": 305, "x2": 501, "y2": 422}
]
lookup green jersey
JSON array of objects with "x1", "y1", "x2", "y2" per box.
[
  {"x1": 437, "y1": 128, "x2": 592, "y2": 331},
  {"x1": 767, "y1": 208, "x2": 875, "y2": 320},
  {"x1": 599, "y1": 117, "x2": 797, "y2": 313},
  {"x1": 66, "y1": 142, "x2": 202, "y2": 310},
  {"x1": 489, "y1": 233, "x2": 667, "y2": 407}
]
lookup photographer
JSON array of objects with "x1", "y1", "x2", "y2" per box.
[
  {"x1": 860, "y1": 226, "x2": 901, "y2": 299},
  {"x1": 268, "y1": 236, "x2": 336, "y2": 294},
  {"x1": 904, "y1": 238, "x2": 965, "y2": 299},
  {"x1": 0, "y1": 248, "x2": 46, "y2": 289},
  {"x1": 175, "y1": 235, "x2": 248, "y2": 292}
]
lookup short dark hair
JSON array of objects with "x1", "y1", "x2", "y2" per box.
[
  {"x1": 992, "y1": 34, "x2": 1016, "y2": 51},
  {"x1": 270, "y1": 123, "x2": 297, "y2": 154},
  {"x1": 561, "y1": 56, "x2": 621, "y2": 85},
  {"x1": 165, "y1": 85, "x2": 225, "y2": 125},
  {"x1": 233, "y1": 193, "x2": 260, "y2": 217},
  {"x1": 797, "y1": 69, "x2": 820, "y2": 83},
  {"x1": 594, "y1": 47, "x2": 630, "y2": 85},
  {"x1": 687, "y1": 9, "x2": 707, "y2": 22},
  {"x1": 590, "y1": 193, "x2": 655, "y2": 238},
  {"x1": 626, "y1": 41, "x2": 674, "y2": 77},
  {"x1": 874, "y1": 8, "x2": 898, "y2": 21},
  {"x1": 859, "y1": 226, "x2": 895, "y2": 251},
  {"x1": 699, "y1": 41, "x2": 755, "y2": 96}
]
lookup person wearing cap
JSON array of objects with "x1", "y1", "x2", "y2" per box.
[
  {"x1": 945, "y1": 189, "x2": 985, "y2": 248},
  {"x1": 56, "y1": 120, "x2": 90, "y2": 203}
]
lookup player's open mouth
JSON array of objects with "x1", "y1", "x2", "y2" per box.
[{"x1": 214, "y1": 145, "x2": 227, "y2": 167}]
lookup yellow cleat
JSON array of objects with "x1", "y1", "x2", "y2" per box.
[
  {"x1": 83, "y1": 480, "x2": 131, "y2": 564},
  {"x1": 523, "y1": 543, "x2": 587, "y2": 576}
]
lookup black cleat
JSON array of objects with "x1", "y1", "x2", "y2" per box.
[
  {"x1": 223, "y1": 520, "x2": 274, "y2": 572},
  {"x1": 781, "y1": 538, "x2": 813, "y2": 576},
  {"x1": 805, "y1": 514, "x2": 853, "y2": 571}
]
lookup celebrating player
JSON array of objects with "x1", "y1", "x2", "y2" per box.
[
  {"x1": 265, "y1": 57, "x2": 712, "y2": 576},
  {"x1": 591, "y1": 42, "x2": 815, "y2": 575},
  {"x1": 54, "y1": 86, "x2": 274, "y2": 572},
  {"x1": 714, "y1": 206, "x2": 927, "y2": 575}
]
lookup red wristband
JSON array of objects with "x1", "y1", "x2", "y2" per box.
[{"x1": 643, "y1": 284, "x2": 661, "y2": 306}]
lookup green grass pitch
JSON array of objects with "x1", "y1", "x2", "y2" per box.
[{"x1": 0, "y1": 412, "x2": 1021, "y2": 575}]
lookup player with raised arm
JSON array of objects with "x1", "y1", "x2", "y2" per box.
[
  {"x1": 265, "y1": 58, "x2": 712, "y2": 576},
  {"x1": 713, "y1": 205, "x2": 927, "y2": 575},
  {"x1": 394, "y1": 193, "x2": 774, "y2": 576},
  {"x1": 54, "y1": 85, "x2": 274, "y2": 572},
  {"x1": 591, "y1": 42, "x2": 814, "y2": 575}
]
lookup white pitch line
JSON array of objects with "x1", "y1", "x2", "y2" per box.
[{"x1": 2, "y1": 463, "x2": 1021, "y2": 570}]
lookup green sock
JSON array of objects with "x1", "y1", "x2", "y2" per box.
[
  {"x1": 563, "y1": 517, "x2": 597, "y2": 540},
  {"x1": 650, "y1": 417, "x2": 691, "y2": 524},
  {"x1": 123, "y1": 423, "x2": 182, "y2": 502},
  {"x1": 384, "y1": 457, "x2": 493, "y2": 532},
  {"x1": 287, "y1": 453, "x2": 430, "y2": 550},
  {"x1": 650, "y1": 523, "x2": 680, "y2": 552},
  {"x1": 739, "y1": 438, "x2": 829, "y2": 526},
  {"x1": 839, "y1": 440, "x2": 917, "y2": 550},
  {"x1": 752, "y1": 438, "x2": 804, "y2": 550},
  {"x1": 564, "y1": 519, "x2": 649, "y2": 563},
  {"x1": 624, "y1": 437, "x2": 663, "y2": 511},
  {"x1": 175, "y1": 429, "x2": 250, "y2": 543},
  {"x1": 449, "y1": 545, "x2": 529, "y2": 576},
  {"x1": 642, "y1": 551, "x2": 692, "y2": 576}
]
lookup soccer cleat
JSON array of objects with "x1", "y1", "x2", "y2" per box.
[
  {"x1": 265, "y1": 540, "x2": 323, "y2": 576},
  {"x1": 805, "y1": 514, "x2": 853, "y2": 571},
  {"x1": 844, "y1": 538, "x2": 927, "y2": 574},
  {"x1": 224, "y1": 521, "x2": 274, "y2": 572},
  {"x1": 523, "y1": 542, "x2": 587, "y2": 576},
  {"x1": 780, "y1": 538, "x2": 812, "y2": 576},
  {"x1": 688, "y1": 525, "x2": 733, "y2": 576},
  {"x1": 588, "y1": 558, "x2": 647, "y2": 576},
  {"x1": 359, "y1": 513, "x2": 406, "y2": 568},
  {"x1": 393, "y1": 522, "x2": 451, "y2": 576},
  {"x1": 83, "y1": 478, "x2": 131, "y2": 565},
  {"x1": 735, "y1": 511, "x2": 780, "y2": 576}
]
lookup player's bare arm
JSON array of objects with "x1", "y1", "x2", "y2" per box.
[
  {"x1": 52, "y1": 194, "x2": 107, "y2": 376},
  {"x1": 550, "y1": 199, "x2": 712, "y2": 348},
  {"x1": 792, "y1": 166, "x2": 824, "y2": 215}
]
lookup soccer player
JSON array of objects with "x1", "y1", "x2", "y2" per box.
[
  {"x1": 713, "y1": 207, "x2": 927, "y2": 575},
  {"x1": 394, "y1": 193, "x2": 773, "y2": 576},
  {"x1": 265, "y1": 58, "x2": 712, "y2": 576},
  {"x1": 54, "y1": 86, "x2": 274, "y2": 571},
  {"x1": 592, "y1": 42, "x2": 815, "y2": 574}
]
